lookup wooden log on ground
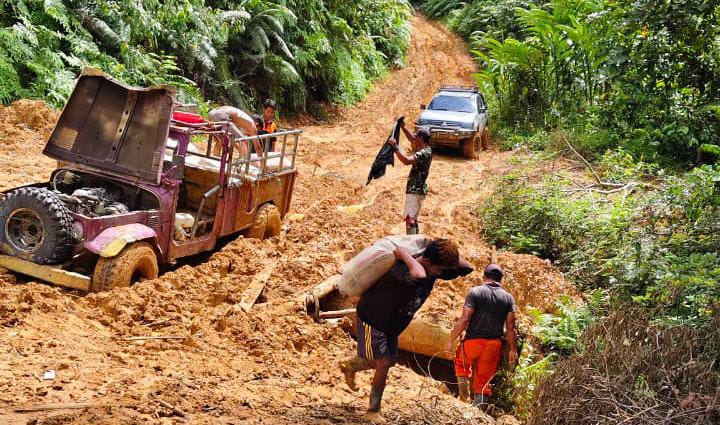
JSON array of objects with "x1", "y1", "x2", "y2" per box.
[
  {"x1": 399, "y1": 319, "x2": 453, "y2": 361},
  {"x1": 14, "y1": 402, "x2": 95, "y2": 412},
  {"x1": 238, "y1": 265, "x2": 276, "y2": 312},
  {"x1": 318, "y1": 308, "x2": 356, "y2": 319},
  {"x1": 305, "y1": 275, "x2": 340, "y2": 303}
]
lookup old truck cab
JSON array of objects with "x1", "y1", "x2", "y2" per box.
[{"x1": 0, "y1": 68, "x2": 300, "y2": 292}]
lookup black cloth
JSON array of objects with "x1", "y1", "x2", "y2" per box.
[
  {"x1": 357, "y1": 260, "x2": 473, "y2": 336},
  {"x1": 464, "y1": 283, "x2": 517, "y2": 339},
  {"x1": 366, "y1": 117, "x2": 404, "y2": 185}
]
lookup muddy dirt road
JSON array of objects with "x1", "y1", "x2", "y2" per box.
[{"x1": 0, "y1": 16, "x2": 574, "y2": 424}]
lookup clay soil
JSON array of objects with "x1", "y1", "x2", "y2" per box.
[{"x1": 0, "y1": 16, "x2": 577, "y2": 424}]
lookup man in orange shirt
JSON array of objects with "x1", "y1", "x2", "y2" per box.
[
  {"x1": 261, "y1": 99, "x2": 278, "y2": 151},
  {"x1": 447, "y1": 264, "x2": 518, "y2": 411}
]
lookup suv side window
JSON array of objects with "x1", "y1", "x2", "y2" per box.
[{"x1": 477, "y1": 95, "x2": 485, "y2": 111}]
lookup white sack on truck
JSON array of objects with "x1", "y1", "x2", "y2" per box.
[{"x1": 337, "y1": 234, "x2": 431, "y2": 296}]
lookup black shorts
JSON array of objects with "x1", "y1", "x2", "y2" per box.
[{"x1": 357, "y1": 317, "x2": 398, "y2": 362}]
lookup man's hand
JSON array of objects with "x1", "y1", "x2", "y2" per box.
[
  {"x1": 508, "y1": 349, "x2": 518, "y2": 366},
  {"x1": 393, "y1": 246, "x2": 409, "y2": 260},
  {"x1": 387, "y1": 137, "x2": 398, "y2": 149}
]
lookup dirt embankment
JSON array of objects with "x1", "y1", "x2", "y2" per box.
[{"x1": 0, "y1": 17, "x2": 575, "y2": 424}]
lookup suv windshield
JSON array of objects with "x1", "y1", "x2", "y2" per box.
[{"x1": 428, "y1": 95, "x2": 476, "y2": 113}]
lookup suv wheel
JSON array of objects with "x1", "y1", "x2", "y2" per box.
[
  {"x1": 463, "y1": 138, "x2": 477, "y2": 159},
  {"x1": 91, "y1": 242, "x2": 158, "y2": 292},
  {"x1": 0, "y1": 187, "x2": 75, "y2": 264}
]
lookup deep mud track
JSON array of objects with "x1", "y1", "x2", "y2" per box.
[{"x1": 0, "y1": 16, "x2": 575, "y2": 424}]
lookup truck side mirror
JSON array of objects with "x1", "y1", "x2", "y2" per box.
[{"x1": 420, "y1": 104, "x2": 426, "y2": 110}]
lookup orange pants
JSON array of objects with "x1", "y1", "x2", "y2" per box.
[{"x1": 454, "y1": 338, "x2": 502, "y2": 396}]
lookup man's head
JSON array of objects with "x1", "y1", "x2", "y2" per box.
[
  {"x1": 414, "y1": 128, "x2": 431, "y2": 147},
  {"x1": 483, "y1": 264, "x2": 503, "y2": 282},
  {"x1": 263, "y1": 99, "x2": 277, "y2": 122},
  {"x1": 421, "y1": 238, "x2": 459, "y2": 276},
  {"x1": 251, "y1": 114, "x2": 263, "y2": 131}
]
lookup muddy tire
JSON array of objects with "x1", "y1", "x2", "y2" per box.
[
  {"x1": 91, "y1": 242, "x2": 158, "y2": 292},
  {"x1": 264, "y1": 204, "x2": 281, "y2": 238},
  {"x1": 245, "y1": 204, "x2": 281, "y2": 240},
  {"x1": 481, "y1": 126, "x2": 490, "y2": 150},
  {"x1": 462, "y1": 138, "x2": 476, "y2": 159},
  {"x1": 0, "y1": 187, "x2": 75, "y2": 264}
]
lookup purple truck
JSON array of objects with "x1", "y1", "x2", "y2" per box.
[{"x1": 0, "y1": 68, "x2": 300, "y2": 292}]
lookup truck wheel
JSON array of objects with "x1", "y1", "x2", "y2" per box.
[
  {"x1": 481, "y1": 126, "x2": 490, "y2": 150},
  {"x1": 462, "y1": 138, "x2": 476, "y2": 159},
  {"x1": 91, "y1": 242, "x2": 158, "y2": 292},
  {"x1": 264, "y1": 204, "x2": 281, "y2": 238},
  {"x1": 245, "y1": 204, "x2": 268, "y2": 239},
  {"x1": 0, "y1": 187, "x2": 75, "y2": 264}
]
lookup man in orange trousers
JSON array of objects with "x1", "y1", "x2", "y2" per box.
[{"x1": 446, "y1": 264, "x2": 518, "y2": 410}]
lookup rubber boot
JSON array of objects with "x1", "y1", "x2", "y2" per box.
[
  {"x1": 365, "y1": 386, "x2": 385, "y2": 423},
  {"x1": 406, "y1": 222, "x2": 419, "y2": 235},
  {"x1": 473, "y1": 393, "x2": 490, "y2": 412},
  {"x1": 338, "y1": 356, "x2": 370, "y2": 392},
  {"x1": 457, "y1": 376, "x2": 471, "y2": 402}
]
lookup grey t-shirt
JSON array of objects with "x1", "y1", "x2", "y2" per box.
[{"x1": 464, "y1": 282, "x2": 516, "y2": 339}]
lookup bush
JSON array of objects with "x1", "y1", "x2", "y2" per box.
[
  {"x1": 0, "y1": 0, "x2": 413, "y2": 112},
  {"x1": 480, "y1": 162, "x2": 720, "y2": 324},
  {"x1": 530, "y1": 312, "x2": 720, "y2": 425}
]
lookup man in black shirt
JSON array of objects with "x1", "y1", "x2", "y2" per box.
[
  {"x1": 339, "y1": 239, "x2": 473, "y2": 421},
  {"x1": 446, "y1": 264, "x2": 518, "y2": 410}
]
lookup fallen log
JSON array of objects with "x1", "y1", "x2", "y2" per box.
[
  {"x1": 238, "y1": 265, "x2": 276, "y2": 312},
  {"x1": 123, "y1": 336, "x2": 186, "y2": 341},
  {"x1": 159, "y1": 399, "x2": 187, "y2": 418},
  {"x1": 319, "y1": 308, "x2": 356, "y2": 319},
  {"x1": 399, "y1": 319, "x2": 453, "y2": 361},
  {"x1": 14, "y1": 402, "x2": 95, "y2": 412}
]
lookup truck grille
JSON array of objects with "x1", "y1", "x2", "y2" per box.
[
  {"x1": 426, "y1": 119, "x2": 461, "y2": 127},
  {"x1": 148, "y1": 215, "x2": 160, "y2": 231}
]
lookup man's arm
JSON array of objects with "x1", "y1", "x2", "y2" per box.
[
  {"x1": 401, "y1": 125, "x2": 419, "y2": 144},
  {"x1": 387, "y1": 138, "x2": 415, "y2": 165},
  {"x1": 394, "y1": 247, "x2": 426, "y2": 279},
  {"x1": 505, "y1": 312, "x2": 518, "y2": 365},
  {"x1": 446, "y1": 306, "x2": 474, "y2": 353}
]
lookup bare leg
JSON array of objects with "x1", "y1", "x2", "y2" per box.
[{"x1": 366, "y1": 357, "x2": 392, "y2": 417}]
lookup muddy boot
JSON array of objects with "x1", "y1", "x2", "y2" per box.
[
  {"x1": 473, "y1": 393, "x2": 491, "y2": 412},
  {"x1": 339, "y1": 356, "x2": 369, "y2": 392},
  {"x1": 406, "y1": 225, "x2": 417, "y2": 235},
  {"x1": 457, "y1": 377, "x2": 471, "y2": 402},
  {"x1": 365, "y1": 386, "x2": 385, "y2": 422}
]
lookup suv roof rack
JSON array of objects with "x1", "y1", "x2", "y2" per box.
[{"x1": 439, "y1": 84, "x2": 479, "y2": 93}]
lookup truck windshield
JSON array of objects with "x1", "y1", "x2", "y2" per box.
[{"x1": 428, "y1": 95, "x2": 476, "y2": 113}]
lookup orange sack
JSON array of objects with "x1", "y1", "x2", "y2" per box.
[{"x1": 454, "y1": 338, "x2": 502, "y2": 396}]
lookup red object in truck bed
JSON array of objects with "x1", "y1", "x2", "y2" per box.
[{"x1": 172, "y1": 111, "x2": 205, "y2": 124}]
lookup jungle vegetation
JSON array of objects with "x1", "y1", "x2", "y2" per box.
[{"x1": 0, "y1": 0, "x2": 413, "y2": 112}]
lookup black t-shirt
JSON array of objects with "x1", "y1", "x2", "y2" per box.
[
  {"x1": 464, "y1": 282, "x2": 516, "y2": 339},
  {"x1": 357, "y1": 260, "x2": 473, "y2": 336}
]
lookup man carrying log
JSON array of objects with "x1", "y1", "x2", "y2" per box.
[
  {"x1": 446, "y1": 264, "x2": 518, "y2": 411},
  {"x1": 339, "y1": 238, "x2": 473, "y2": 421}
]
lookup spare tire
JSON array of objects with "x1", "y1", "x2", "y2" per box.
[{"x1": 0, "y1": 187, "x2": 75, "y2": 264}]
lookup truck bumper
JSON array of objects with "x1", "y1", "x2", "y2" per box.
[
  {"x1": 0, "y1": 255, "x2": 91, "y2": 291},
  {"x1": 423, "y1": 127, "x2": 476, "y2": 147}
]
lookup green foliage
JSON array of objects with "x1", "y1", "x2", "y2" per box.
[
  {"x1": 480, "y1": 162, "x2": 720, "y2": 325},
  {"x1": 527, "y1": 294, "x2": 602, "y2": 354},
  {"x1": 0, "y1": 0, "x2": 412, "y2": 112},
  {"x1": 419, "y1": 0, "x2": 720, "y2": 164}
]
